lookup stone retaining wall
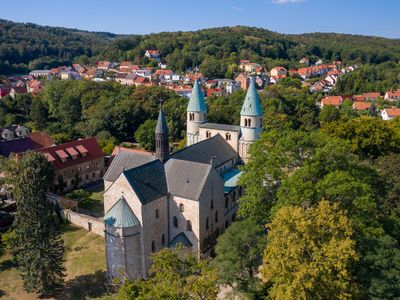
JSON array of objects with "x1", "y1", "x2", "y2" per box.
[{"x1": 62, "y1": 209, "x2": 105, "y2": 237}]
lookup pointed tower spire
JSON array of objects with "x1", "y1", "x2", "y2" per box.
[
  {"x1": 187, "y1": 79, "x2": 207, "y2": 113},
  {"x1": 241, "y1": 77, "x2": 263, "y2": 116},
  {"x1": 186, "y1": 79, "x2": 207, "y2": 146},
  {"x1": 155, "y1": 98, "x2": 169, "y2": 163}
]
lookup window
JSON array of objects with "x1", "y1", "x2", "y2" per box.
[
  {"x1": 156, "y1": 209, "x2": 159, "y2": 218},
  {"x1": 179, "y1": 204, "x2": 184, "y2": 212},
  {"x1": 248, "y1": 119, "x2": 252, "y2": 127},
  {"x1": 189, "y1": 113, "x2": 195, "y2": 121},
  {"x1": 232, "y1": 213, "x2": 236, "y2": 222},
  {"x1": 225, "y1": 133, "x2": 231, "y2": 141},
  {"x1": 233, "y1": 191, "x2": 236, "y2": 202},
  {"x1": 225, "y1": 220, "x2": 229, "y2": 229},
  {"x1": 215, "y1": 211, "x2": 218, "y2": 223},
  {"x1": 151, "y1": 241, "x2": 155, "y2": 253},
  {"x1": 206, "y1": 217, "x2": 209, "y2": 230},
  {"x1": 244, "y1": 119, "x2": 248, "y2": 127},
  {"x1": 187, "y1": 220, "x2": 192, "y2": 231},
  {"x1": 206, "y1": 130, "x2": 211, "y2": 138},
  {"x1": 225, "y1": 197, "x2": 229, "y2": 208},
  {"x1": 162, "y1": 234, "x2": 165, "y2": 246},
  {"x1": 86, "y1": 174, "x2": 89, "y2": 180},
  {"x1": 211, "y1": 200, "x2": 214, "y2": 210},
  {"x1": 173, "y1": 216, "x2": 178, "y2": 228},
  {"x1": 92, "y1": 172, "x2": 95, "y2": 178}
]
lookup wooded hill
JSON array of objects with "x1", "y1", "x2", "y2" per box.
[{"x1": 1, "y1": 19, "x2": 400, "y2": 76}]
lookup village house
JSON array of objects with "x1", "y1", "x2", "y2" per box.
[
  {"x1": 381, "y1": 108, "x2": 400, "y2": 120},
  {"x1": 352, "y1": 102, "x2": 372, "y2": 111},
  {"x1": 299, "y1": 57, "x2": 310, "y2": 65},
  {"x1": 363, "y1": 92, "x2": 381, "y2": 101},
  {"x1": 36, "y1": 137, "x2": 105, "y2": 193},
  {"x1": 0, "y1": 126, "x2": 53, "y2": 158},
  {"x1": 235, "y1": 73, "x2": 249, "y2": 89},
  {"x1": 385, "y1": 90, "x2": 400, "y2": 101},
  {"x1": 116, "y1": 73, "x2": 138, "y2": 85},
  {"x1": 9, "y1": 86, "x2": 28, "y2": 99},
  {"x1": 270, "y1": 66, "x2": 287, "y2": 78},
  {"x1": 0, "y1": 86, "x2": 12, "y2": 98},
  {"x1": 145, "y1": 50, "x2": 161, "y2": 61},
  {"x1": 29, "y1": 70, "x2": 52, "y2": 78},
  {"x1": 320, "y1": 96, "x2": 343, "y2": 108},
  {"x1": 239, "y1": 60, "x2": 261, "y2": 73}
]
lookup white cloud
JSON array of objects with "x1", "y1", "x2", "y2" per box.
[
  {"x1": 272, "y1": 0, "x2": 306, "y2": 4},
  {"x1": 232, "y1": 6, "x2": 243, "y2": 11}
]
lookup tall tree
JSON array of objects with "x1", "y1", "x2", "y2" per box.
[
  {"x1": 263, "y1": 201, "x2": 359, "y2": 299},
  {"x1": 8, "y1": 152, "x2": 65, "y2": 296},
  {"x1": 118, "y1": 247, "x2": 218, "y2": 300}
]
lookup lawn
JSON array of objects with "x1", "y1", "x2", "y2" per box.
[
  {"x1": 0, "y1": 224, "x2": 115, "y2": 300},
  {"x1": 66, "y1": 184, "x2": 105, "y2": 218}
]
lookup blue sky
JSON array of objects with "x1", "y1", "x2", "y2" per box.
[{"x1": 2, "y1": 0, "x2": 399, "y2": 38}]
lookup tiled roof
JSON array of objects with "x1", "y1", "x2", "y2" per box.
[
  {"x1": 353, "y1": 102, "x2": 371, "y2": 111},
  {"x1": 123, "y1": 160, "x2": 167, "y2": 205},
  {"x1": 104, "y1": 196, "x2": 140, "y2": 228},
  {"x1": 171, "y1": 134, "x2": 238, "y2": 168},
  {"x1": 384, "y1": 108, "x2": 400, "y2": 117},
  {"x1": 322, "y1": 96, "x2": 343, "y2": 106},
  {"x1": 240, "y1": 78, "x2": 263, "y2": 116},
  {"x1": 165, "y1": 159, "x2": 213, "y2": 200},
  {"x1": 36, "y1": 137, "x2": 104, "y2": 170},
  {"x1": 104, "y1": 149, "x2": 156, "y2": 183},
  {"x1": 187, "y1": 80, "x2": 207, "y2": 112},
  {"x1": 199, "y1": 123, "x2": 240, "y2": 132}
]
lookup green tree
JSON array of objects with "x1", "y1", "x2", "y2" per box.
[
  {"x1": 319, "y1": 105, "x2": 340, "y2": 125},
  {"x1": 29, "y1": 99, "x2": 49, "y2": 130},
  {"x1": 118, "y1": 248, "x2": 218, "y2": 300},
  {"x1": 7, "y1": 152, "x2": 65, "y2": 296},
  {"x1": 134, "y1": 119, "x2": 157, "y2": 151},
  {"x1": 263, "y1": 201, "x2": 359, "y2": 299},
  {"x1": 214, "y1": 219, "x2": 265, "y2": 297}
]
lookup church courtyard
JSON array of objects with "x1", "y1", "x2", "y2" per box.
[{"x1": 0, "y1": 224, "x2": 114, "y2": 300}]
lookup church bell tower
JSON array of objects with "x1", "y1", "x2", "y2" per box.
[{"x1": 155, "y1": 99, "x2": 169, "y2": 163}]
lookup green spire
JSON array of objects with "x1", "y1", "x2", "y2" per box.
[
  {"x1": 240, "y1": 77, "x2": 263, "y2": 116},
  {"x1": 155, "y1": 99, "x2": 168, "y2": 135},
  {"x1": 104, "y1": 196, "x2": 139, "y2": 228},
  {"x1": 187, "y1": 79, "x2": 207, "y2": 112}
]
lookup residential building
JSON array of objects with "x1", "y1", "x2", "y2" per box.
[
  {"x1": 320, "y1": 96, "x2": 343, "y2": 108},
  {"x1": 385, "y1": 90, "x2": 400, "y2": 101},
  {"x1": 381, "y1": 108, "x2": 400, "y2": 120}
]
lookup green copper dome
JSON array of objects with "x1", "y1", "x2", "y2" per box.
[
  {"x1": 240, "y1": 78, "x2": 263, "y2": 116},
  {"x1": 104, "y1": 196, "x2": 139, "y2": 228},
  {"x1": 187, "y1": 79, "x2": 207, "y2": 112}
]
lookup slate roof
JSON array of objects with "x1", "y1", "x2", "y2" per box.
[
  {"x1": 199, "y1": 123, "x2": 240, "y2": 132},
  {"x1": 123, "y1": 160, "x2": 168, "y2": 205},
  {"x1": 170, "y1": 232, "x2": 193, "y2": 248},
  {"x1": 165, "y1": 159, "x2": 212, "y2": 200},
  {"x1": 170, "y1": 134, "x2": 237, "y2": 168},
  {"x1": 240, "y1": 77, "x2": 263, "y2": 116},
  {"x1": 104, "y1": 196, "x2": 140, "y2": 228},
  {"x1": 104, "y1": 150, "x2": 156, "y2": 183},
  {"x1": 187, "y1": 79, "x2": 207, "y2": 112}
]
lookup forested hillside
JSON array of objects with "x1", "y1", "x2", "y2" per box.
[
  {"x1": 0, "y1": 19, "x2": 114, "y2": 74},
  {"x1": 1, "y1": 19, "x2": 400, "y2": 77}
]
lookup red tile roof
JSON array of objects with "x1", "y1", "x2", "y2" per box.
[
  {"x1": 322, "y1": 96, "x2": 343, "y2": 106},
  {"x1": 353, "y1": 95, "x2": 365, "y2": 102},
  {"x1": 36, "y1": 137, "x2": 103, "y2": 170},
  {"x1": 384, "y1": 108, "x2": 400, "y2": 117},
  {"x1": 353, "y1": 102, "x2": 371, "y2": 111},
  {"x1": 386, "y1": 90, "x2": 400, "y2": 98},
  {"x1": 363, "y1": 92, "x2": 380, "y2": 98}
]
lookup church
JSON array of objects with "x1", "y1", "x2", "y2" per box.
[{"x1": 103, "y1": 78, "x2": 263, "y2": 280}]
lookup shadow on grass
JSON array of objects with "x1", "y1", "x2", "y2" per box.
[
  {"x1": 0, "y1": 258, "x2": 16, "y2": 271},
  {"x1": 60, "y1": 223, "x2": 81, "y2": 234},
  {"x1": 56, "y1": 270, "x2": 113, "y2": 300}
]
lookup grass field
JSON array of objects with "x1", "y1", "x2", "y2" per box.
[{"x1": 0, "y1": 224, "x2": 115, "y2": 300}]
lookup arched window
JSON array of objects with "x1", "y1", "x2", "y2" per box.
[
  {"x1": 244, "y1": 119, "x2": 248, "y2": 127},
  {"x1": 187, "y1": 220, "x2": 192, "y2": 231},
  {"x1": 206, "y1": 217, "x2": 209, "y2": 230},
  {"x1": 151, "y1": 240, "x2": 155, "y2": 253},
  {"x1": 173, "y1": 216, "x2": 178, "y2": 228},
  {"x1": 225, "y1": 197, "x2": 229, "y2": 208},
  {"x1": 248, "y1": 118, "x2": 252, "y2": 127},
  {"x1": 215, "y1": 211, "x2": 218, "y2": 223},
  {"x1": 206, "y1": 130, "x2": 211, "y2": 138},
  {"x1": 179, "y1": 203, "x2": 184, "y2": 212},
  {"x1": 162, "y1": 234, "x2": 165, "y2": 246},
  {"x1": 156, "y1": 209, "x2": 159, "y2": 219},
  {"x1": 225, "y1": 133, "x2": 231, "y2": 141},
  {"x1": 211, "y1": 199, "x2": 214, "y2": 210},
  {"x1": 189, "y1": 113, "x2": 195, "y2": 121}
]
